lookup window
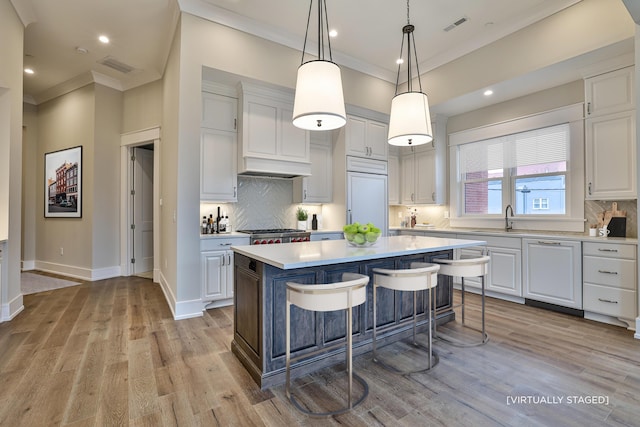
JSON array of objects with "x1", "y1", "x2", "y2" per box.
[
  {"x1": 458, "y1": 123, "x2": 568, "y2": 216},
  {"x1": 449, "y1": 103, "x2": 584, "y2": 232},
  {"x1": 532, "y1": 198, "x2": 549, "y2": 210}
]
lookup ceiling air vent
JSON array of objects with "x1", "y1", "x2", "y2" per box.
[
  {"x1": 443, "y1": 16, "x2": 468, "y2": 32},
  {"x1": 98, "y1": 56, "x2": 135, "y2": 74}
]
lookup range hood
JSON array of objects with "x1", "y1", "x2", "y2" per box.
[
  {"x1": 237, "y1": 156, "x2": 311, "y2": 179},
  {"x1": 237, "y1": 81, "x2": 312, "y2": 179}
]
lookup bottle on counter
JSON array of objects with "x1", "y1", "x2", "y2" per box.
[
  {"x1": 312, "y1": 214, "x2": 318, "y2": 230},
  {"x1": 219, "y1": 214, "x2": 227, "y2": 233},
  {"x1": 224, "y1": 215, "x2": 231, "y2": 232},
  {"x1": 208, "y1": 214, "x2": 215, "y2": 234},
  {"x1": 202, "y1": 216, "x2": 208, "y2": 234}
]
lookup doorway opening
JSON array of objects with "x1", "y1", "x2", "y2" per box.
[{"x1": 120, "y1": 128, "x2": 160, "y2": 282}]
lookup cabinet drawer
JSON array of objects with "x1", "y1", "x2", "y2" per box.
[
  {"x1": 583, "y1": 256, "x2": 636, "y2": 289},
  {"x1": 583, "y1": 242, "x2": 636, "y2": 259},
  {"x1": 583, "y1": 283, "x2": 637, "y2": 319},
  {"x1": 201, "y1": 237, "x2": 250, "y2": 251}
]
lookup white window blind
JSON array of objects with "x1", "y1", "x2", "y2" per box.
[{"x1": 459, "y1": 123, "x2": 569, "y2": 175}]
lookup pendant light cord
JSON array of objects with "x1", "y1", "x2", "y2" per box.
[
  {"x1": 394, "y1": 0, "x2": 423, "y2": 96},
  {"x1": 300, "y1": 0, "x2": 333, "y2": 64}
]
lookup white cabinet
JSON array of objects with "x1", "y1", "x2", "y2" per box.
[
  {"x1": 293, "y1": 132, "x2": 332, "y2": 203},
  {"x1": 585, "y1": 66, "x2": 634, "y2": 117},
  {"x1": 201, "y1": 129, "x2": 238, "y2": 201},
  {"x1": 201, "y1": 236, "x2": 249, "y2": 307},
  {"x1": 584, "y1": 66, "x2": 636, "y2": 200},
  {"x1": 346, "y1": 170, "x2": 388, "y2": 231},
  {"x1": 585, "y1": 110, "x2": 636, "y2": 200},
  {"x1": 202, "y1": 91, "x2": 237, "y2": 131},
  {"x1": 523, "y1": 238, "x2": 582, "y2": 309},
  {"x1": 387, "y1": 151, "x2": 400, "y2": 205},
  {"x1": 583, "y1": 242, "x2": 637, "y2": 325},
  {"x1": 202, "y1": 250, "x2": 232, "y2": 301},
  {"x1": 456, "y1": 234, "x2": 522, "y2": 298},
  {"x1": 401, "y1": 145, "x2": 436, "y2": 204},
  {"x1": 345, "y1": 115, "x2": 388, "y2": 160},
  {"x1": 238, "y1": 82, "x2": 310, "y2": 176},
  {"x1": 201, "y1": 93, "x2": 238, "y2": 202}
]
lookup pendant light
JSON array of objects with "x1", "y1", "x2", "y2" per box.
[
  {"x1": 388, "y1": 0, "x2": 433, "y2": 146},
  {"x1": 292, "y1": 0, "x2": 346, "y2": 131}
]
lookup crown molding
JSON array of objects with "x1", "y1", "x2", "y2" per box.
[{"x1": 9, "y1": 0, "x2": 37, "y2": 27}]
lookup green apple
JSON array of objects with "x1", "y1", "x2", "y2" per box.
[
  {"x1": 357, "y1": 224, "x2": 369, "y2": 234},
  {"x1": 365, "y1": 232, "x2": 379, "y2": 242},
  {"x1": 354, "y1": 233, "x2": 366, "y2": 244}
]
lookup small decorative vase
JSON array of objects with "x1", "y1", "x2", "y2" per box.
[{"x1": 297, "y1": 220, "x2": 306, "y2": 231}]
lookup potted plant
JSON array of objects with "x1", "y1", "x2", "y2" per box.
[{"x1": 296, "y1": 207, "x2": 308, "y2": 230}]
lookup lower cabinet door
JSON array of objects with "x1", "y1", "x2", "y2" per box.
[
  {"x1": 523, "y1": 239, "x2": 582, "y2": 309},
  {"x1": 201, "y1": 250, "x2": 227, "y2": 301}
]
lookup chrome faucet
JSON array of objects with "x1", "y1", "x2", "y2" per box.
[{"x1": 505, "y1": 204, "x2": 514, "y2": 231}]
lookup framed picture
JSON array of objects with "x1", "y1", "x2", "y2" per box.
[{"x1": 44, "y1": 146, "x2": 82, "y2": 218}]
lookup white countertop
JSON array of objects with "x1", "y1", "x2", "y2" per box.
[
  {"x1": 393, "y1": 227, "x2": 639, "y2": 244},
  {"x1": 231, "y1": 235, "x2": 486, "y2": 269}
]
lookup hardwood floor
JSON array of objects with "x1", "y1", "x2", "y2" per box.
[{"x1": 0, "y1": 275, "x2": 638, "y2": 426}]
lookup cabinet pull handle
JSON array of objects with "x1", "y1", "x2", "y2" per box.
[
  {"x1": 537, "y1": 241, "x2": 561, "y2": 245},
  {"x1": 432, "y1": 192, "x2": 435, "y2": 201},
  {"x1": 348, "y1": 209, "x2": 352, "y2": 224},
  {"x1": 321, "y1": 237, "x2": 330, "y2": 240},
  {"x1": 597, "y1": 248, "x2": 618, "y2": 252},
  {"x1": 598, "y1": 298, "x2": 618, "y2": 304},
  {"x1": 234, "y1": 118, "x2": 237, "y2": 130},
  {"x1": 234, "y1": 186, "x2": 237, "y2": 197},
  {"x1": 219, "y1": 243, "x2": 232, "y2": 246},
  {"x1": 588, "y1": 182, "x2": 592, "y2": 195},
  {"x1": 303, "y1": 189, "x2": 307, "y2": 200},
  {"x1": 221, "y1": 256, "x2": 225, "y2": 266},
  {"x1": 587, "y1": 102, "x2": 591, "y2": 115},
  {"x1": 228, "y1": 254, "x2": 232, "y2": 265},
  {"x1": 598, "y1": 270, "x2": 618, "y2": 275}
]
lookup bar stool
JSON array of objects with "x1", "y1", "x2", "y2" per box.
[
  {"x1": 372, "y1": 262, "x2": 440, "y2": 373},
  {"x1": 433, "y1": 255, "x2": 490, "y2": 346},
  {"x1": 285, "y1": 272, "x2": 369, "y2": 418}
]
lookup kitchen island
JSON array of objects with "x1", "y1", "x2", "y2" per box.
[{"x1": 231, "y1": 235, "x2": 486, "y2": 389}]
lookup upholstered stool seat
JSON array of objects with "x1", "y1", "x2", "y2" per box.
[
  {"x1": 433, "y1": 255, "x2": 490, "y2": 346},
  {"x1": 285, "y1": 272, "x2": 369, "y2": 418},
  {"x1": 372, "y1": 262, "x2": 440, "y2": 373}
]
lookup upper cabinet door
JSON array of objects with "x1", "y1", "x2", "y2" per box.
[
  {"x1": 585, "y1": 66, "x2": 635, "y2": 117},
  {"x1": 245, "y1": 100, "x2": 278, "y2": 156},
  {"x1": 202, "y1": 92, "x2": 237, "y2": 131},
  {"x1": 345, "y1": 115, "x2": 388, "y2": 160},
  {"x1": 201, "y1": 128, "x2": 238, "y2": 202},
  {"x1": 279, "y1": 105, "x2": 309, "y2": 161},
  {"x1": 367, "y1": 120, "x2": 389, "y2": 160}
]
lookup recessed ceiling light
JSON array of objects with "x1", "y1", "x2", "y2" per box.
[
  {"x1": 329, "y1": 29, "x2": 338, "y2": 38},
  {"x1": 484, "y1": 89, "x2": 494, "y2": 96},
  {"x1": 98, "y1": 35, "x2": 110, "y2": 44},
  {"x1": 24, "y1": 68, "x2": 34, "y2": 75},
  {"x1": 396, "y1": 58, "x2": 404, "y2": 65}
]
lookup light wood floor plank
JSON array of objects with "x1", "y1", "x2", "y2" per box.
[{"x1": 0, "y1": 276, "x2": 639, "y2": 426}]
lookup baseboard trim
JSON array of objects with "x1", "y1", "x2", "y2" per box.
[
  {"x1": 1, "y1": 293, "x2": 24, "y2": 321},
  {"x1": 21, "y1": 260, "x2": 35, "y2": 271},
  {"x1": 157, "y1": 271, "x2": 203, "y2": 321},
  {"x1": 34, "y1": 260, "x2": 121, "y2": 282},
  {"x1": 583, "y1": 311, "x2": 635, "y2": 331}
]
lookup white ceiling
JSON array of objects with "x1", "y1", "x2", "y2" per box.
[{"x1": 14, "y1": 0, "x2": 633, "y2": 114}]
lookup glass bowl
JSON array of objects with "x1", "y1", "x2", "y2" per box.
[{"x1": 344, "y1": 231, "x2": 381, "y2": 247}]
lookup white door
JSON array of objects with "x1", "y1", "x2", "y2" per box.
[
  {"x1": 133, "y1": 147, "x2": 154, "y2": 274},
  {"x1": 347, "y1": 172, "x2": 388, "y2": 234}
]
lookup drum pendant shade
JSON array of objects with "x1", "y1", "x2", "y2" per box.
[
  {"x1": 388, "y1": 91, "x2": 433, "y2": 146},
  {"x1": 293, "y1": 60, "x2": 346, "y2": 131}
]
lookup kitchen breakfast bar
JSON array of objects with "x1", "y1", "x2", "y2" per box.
[{"x1": 230, "y1": 235, "x2": 486, "y2": 389}]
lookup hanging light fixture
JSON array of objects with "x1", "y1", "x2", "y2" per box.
[
  {"x1": 292, "y1": 0, "x2": 346, "y2": 131},
  {"x1": 388, "y1": 0, "x2": 433, "y2": 146}
]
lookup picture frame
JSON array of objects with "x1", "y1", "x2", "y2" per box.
[{"x1": 44, "y1": 146, "x2": 82, "y2": 218}]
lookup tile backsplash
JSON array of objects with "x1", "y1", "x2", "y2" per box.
[{"x1": 200, "y1": 176, "x2": 321, "y2": 231}]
